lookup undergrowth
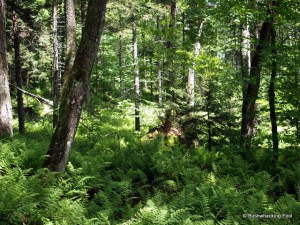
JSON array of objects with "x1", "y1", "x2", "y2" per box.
[{"x1": 0, "y1": 101, "x2": 299, "y2": 224}]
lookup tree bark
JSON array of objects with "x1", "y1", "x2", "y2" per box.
[
  {"x1": 268, "y1": 26, "x2": 278, "y2": 161},
  {"x1": 63, "y1": 0, "x2": 76, "y2": 84},
  {"x1": 207, "y1": 81, "x2": 212, "y2": 151},
  {"x1": 0, "y1": 0, "x2": 13, "y2": 138},
  {"x1": 166, "y1": 0, "x2": 177, "y2": 101},
  {"x1": 240, "y1": 18, "x2": 251, "y2": 100},
  {"x1": 118, "y1": 11, "x2": 123, "y2": 97},
  {"x1": 268, "y1": 4, "x2": 278, "y2": 162},
  {"x1": 156, "y1": 15, "x2": 163, "y2": 118},
  {"x1": 52, "y1": 0, "x2": 60, "y2": 128},
  {"x1": 240, "y1": 20, "x2": 271, "y2": 149},
  {"x1": 13, "y1": 8, "x2": 25, "y2": 133},
  {"x1": 118, "y1": 33, "x2": 123, "y2": 97},
  {"x1": 187, "y1": 20, "x2": 204, "y2": 107},
  {"x1": 132, "y1": 10, "x2": 140, "y2": 131},
  {"x1": 44, "y1": 0, "x2": 108, "y2": 172}
]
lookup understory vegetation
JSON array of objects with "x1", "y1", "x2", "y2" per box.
[
  {"x1": 1, "y1": 0, "x2": 300, "y2": 224},
  {"x1": 0, "y1": 101, "x2": 299, "y2": 225}
]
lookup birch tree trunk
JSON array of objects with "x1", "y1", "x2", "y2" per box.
[
  {"x1": 187, "y1": 20, "x2": 204, "y2": 107},
  {"x1": 0, "y1": 0, "x2": 13, "y2": 138},
  {"x1": 156, "y1": 15, "x2": 163, "y2": 118},
  {"x1": 240, "y1": 20, "x2": 271, "y2": 149},
  {"x1": 268, "y1": 2, "x2": 278, "y2": 162},
  {"x1": 52, "y1": 0, "x2": 60, "y2": 128},
  {"x1": 44, "y1": 0, "x2": 108, "y2": 172},
  {"x1": 132, "y1": 10, "x2": 140, "y2": 131},
  {"x1": 63, "y1": 0, "x2": 76, "y2": 84}
]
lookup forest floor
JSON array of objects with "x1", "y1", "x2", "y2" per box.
[{"x1": 0, "y1": 100, "x2": 299, "y2": 224}]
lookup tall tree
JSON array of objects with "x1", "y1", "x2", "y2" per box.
[
  {"x1": 166, "y1": 0, "x2": 177, "y2": 101},
  {"x1": 156, "y1": 15, "x2": 163, "y2": 118},
  {"x1": 268, "y1": 1, "x2": 278, "y2": 162},
  {"x1": 240, "y1": 16, "x2": 252, "y2": 99},
  {"x1": 12, "y1": 7, "x2": 25, "y2": 133},
  {"x1": 132, "y1": 9, "x2": 140, "y2": 131},
  {"x1": 63, "y1": 0, "x2": 76, "y2": 83},
  {"x1": 118, "y1": 12, "x2": 124, "y2": 97},
  {"x1": 0, "y1": 0, "x2": 13, "y2": 138},
  {"x1": 52, "y1": 0, "x2": 60, "y2": 128},
  {"x1": 240, "y1": 15, "x2": 272, "y2": 150},
  {"x1": 44, "y1": 0, "x2": 108, "y2": 172},
  {"x1": 187, "y1": 20, "x2": 204, "y2": 107}
]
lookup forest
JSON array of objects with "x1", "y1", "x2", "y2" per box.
[{"x1": 0, "y1": 0, "x2": 300, "y2": 224}]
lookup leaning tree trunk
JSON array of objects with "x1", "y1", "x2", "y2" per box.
[
  {"x1": 52, "y1": 0, "x2": 60, "y2": 128},
  {"x1": 63, "y1": 0, "x2": 76, "y2": 84},
  {"x1": 44, "y1": 0, "x2": 108, "y2": 172},
  {"x1": 0, "y1": 0, "x2": 13, "y2": 138},
  {"x1": 13, "y1": 8, "x2": 25, "y2": 133},
  {"x1": 132, "y1": 9, "x2": 140, "y2": 131},
  {"x1": 240, "y1": 20, "x2": 271, "y2": 149}
]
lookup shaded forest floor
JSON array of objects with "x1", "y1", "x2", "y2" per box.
[{"x1": 0, "y1": 100, "x2": 300, "y2": 225}]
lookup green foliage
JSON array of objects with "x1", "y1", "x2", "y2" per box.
[
  {"x1": 1, "y1": 101, "x2": 300, "y2": 224},
  {"x1": 2, "y1": 0, "x2": 300, "y2": 224}
]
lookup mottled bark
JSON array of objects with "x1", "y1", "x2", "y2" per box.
[
  {"x1": 240, "y1": 21, "x2": 271, "y2": 149},
  {"x1": 118, "y1": 33, "x2": 123, "y2": 97},
  {"x1": 187, "y1": 20, "x2": 204, "y2": 107},
  {"x1": 142, "y1": 32, "x2": 148, "y2": 90},
  {"x1": 132, "y1": 10, "x2": 140, "y2": 131},
  {"x1": 63, "y1": 0, "x2": 76, "y2": 84},
  {"x1": 240, "y1": 19, "x2": 251, "y2": 99},
  {"x1": 44, "y1": 0, "x2": 108, "y2": 172},
  {"x1": 268, "y1": 4, "x2": 278, "y2": 162},
  {"x1": 13, "y1": 9, "x2": 25, "y2": 133},
  {"x1": 118, "y1": 11, "x2": 124, "y2": 98},
  {"x1": 0, "y1": 0, "x2": 13, "y2": 138},
  {"x1": 52, "y1": 0, "x2": 60, "y2": 128},
  {"x1": 165, "y1": 0, "x2": 177, "y2": 102},
  {"x1": 156, "y1": 16, "x2": 163, "y2": 118},
  {"x1": 207, "y1": 82, "x2": 212, "y2": 151}
]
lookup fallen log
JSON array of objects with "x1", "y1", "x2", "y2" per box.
[{"x1": 10, "y1": 84, "x2": 53, "y2": 107}]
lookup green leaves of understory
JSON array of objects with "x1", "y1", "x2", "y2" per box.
[{"x1": 1, "y1": 107, "x2": 300, "y2": 224}]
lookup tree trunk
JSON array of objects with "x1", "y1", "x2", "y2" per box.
[
  {"x1": 166, "y1": 0, "x2": 177, "y2": 101},
  {"x1": 156, "y1": 16, "x2": 163, "y2": 118},
  {"x1": 0, "y1": 0, "x2": 13, "y2": 138},
  {"x1": 240, "y1": 18, "x2": 251, "y2": 99},
  {"x1": 295, "y1": 70, "x2": 300, "y2": 145},
  {"x1": 240, "y1": 20, "x2": 271, "y2": 149},
  {"x1": 142, "y1": 32, "x2": 148, "y2": 90},
  {"x1": 63, "y1": 0, "x2": 76, "y2": 84},
  {"x1": 118, "y1": 33, "x2": 123, "y2": 97},
  {"x1": 187, "y1": 20, "x2": 204, "y2": 107},
  {"x1": 118, "y1": 11, "x2": 123, "y2": 97},
  {"x1": 268, "y1": 27, "x2": 278, "y2": 161},
  {"x1": 132, "y1": 10, "x2": 140, "y2": 131},
  {"x1": 207, "y1": 82, "x2": 212, "y2": 151},
  {"x1": 52, "y1": 0, "x2": 60, "y2": 128},
  {"x1": 13, "y1": 8, "x2": 25, "y2": 133},
  {"x1": 268, "y1": 5, "x2": 278, "y2": 162},
  {"x1": 44, "y1": 0, "x2": 108, "y2": 172}
]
